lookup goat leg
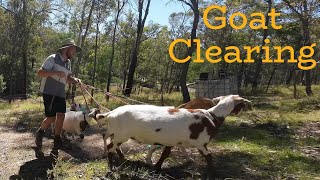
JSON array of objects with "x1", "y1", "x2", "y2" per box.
[
  {"x1": 106, "y1": 141, "x2": 116, "y2": 170},
  {"x1": 154, "y1": 146, "x2": 172, "y2": 171},
  {"x1": 107, "y1": 152, "x2": 115, "y2": 171},
  {"x1": 198, "y1": 149, "x2": 215, "y2": 180},
  {"x1": 146, "y1": 145, "x2": 157, "y2": 165},
  {"x1": 102, "y1": 133, "x2": 108, "y2": 156},
  {"x1": 116, "y1": 148, "x2": 124, "y2": 160}
]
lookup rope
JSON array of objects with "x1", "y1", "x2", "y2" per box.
[
  {"x1": 105, "y1": 92, "x2": 130, "y2": 105},
  {"x1": 78, "y1": 82, "x2": 91, "y2": 112},
  {"x1": 78, "y1": 82, "x2": 111, "y2": 112},
  {"x1": 105, "y1": 92, "x2": 146, "y2": 105},
  {"x1": 83, "y1": 84, "x2": 147, "y2": 105},
  {"x1": 77, "y1": 83, "x2": 149, "y2": 113}
]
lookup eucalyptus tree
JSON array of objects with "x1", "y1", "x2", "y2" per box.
[
  {"x1": 167, "y1": 11, "x2": 190, "y2": 93},
  {"x1": 176, "y1": 0, "x2": 200, "y2": 103},
  {"x1": 124, "y1": 0, "x2": 151, "y2": 96},
  {"x1": 106, "y1": 0, "x2": 127, "y2": 100},
  {"x1": 116, "y1": 11, "x2": 136, "y2": 92},
  {"x1": 282, "y1": 0, "x2": 320, "y2": 96},
  {"x1": 0, "y1": 0, "x2": 50, "y2": 101}
]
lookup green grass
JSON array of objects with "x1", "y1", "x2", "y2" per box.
[{"x1": 1, "y1": 85, "x2": 320, "y2": 179}]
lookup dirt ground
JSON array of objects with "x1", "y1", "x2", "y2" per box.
[
  {"x1": 0, "y1": 125, "x2": 204, "y2": 180},
  {"x1": 0, "y1": 126, "x2": 110, "y2": 179},
  {"x1": 1, "y1": 122, "x2": 320, "y2": 180}
]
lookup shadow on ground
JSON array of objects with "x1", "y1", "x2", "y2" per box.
[
  {"x1": 3, "y1": 109, "x2": 319, "y2": 179},
  {"x1": 9, "y1": 149, "x2": 58, "y2": 180}
]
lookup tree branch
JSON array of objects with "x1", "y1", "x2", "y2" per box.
[
  {"x1": 0, "y1": 4, "x2": 15, "y2": 14},
  {"x1": 178, "y1": 0, "x2": 195, "y2": 12},
  {"x1": 282, "y1": 0, "x2": 304, "y2": 22}
]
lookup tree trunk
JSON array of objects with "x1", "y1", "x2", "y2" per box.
[
  {"x1": 92, "y1": 11, "x2": 100, "y2": 97},
  {"x1": 107, "y1": 0, "x2": 125, "y2": 100},
  {"x1": 293, "y1": 69, "x2": 297, "y2": 99},
  {"x1": 21, "y1": 0, "x2": 27, "y2": 99},
  {"x1": 252, "y1": 0, "x2": 272, "y2": 92},
  {"x1": 302, "y1": 17, "x2": 312, "y2": 95},
  {"x1": 286, "y1": 66, "x2": 295, "y2": 85},
  {"x1": 266, "y1": 66, "x2": 276, "y2": 93},
  {"x1": 180, "y1": 0, "x2": 200, "y2": 103},
  {"x1": 283, "y1": 0, "x2": 313, "y2": 96},
  {"x1": 124, "y1": 0, "x2": 151, "y2": 96},
  {"x1": 72, "y1": 0, "x2": 95, "y2": 97}
]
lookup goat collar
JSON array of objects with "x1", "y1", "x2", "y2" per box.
[
  {"x1": 208, "y1": 111, "x2": 225, "y2": 127},
  {"x1": 82, "y1": 112, "x2": 87, "y2": 122}
]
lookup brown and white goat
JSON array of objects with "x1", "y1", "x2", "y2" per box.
[
  {"x1": 145, "y1": 97, "x2": 218, "y2": 165},
  {"x1": 93, "y1": 95, "x2": 252, "y2": 179}
]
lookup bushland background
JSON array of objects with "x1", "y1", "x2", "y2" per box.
[{"x1": 0, "y1": 0, "x2": 319, "y2": 179}]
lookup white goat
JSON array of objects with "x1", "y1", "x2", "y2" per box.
[
  {"x1": 61, "y1": 105, "x2": 98, "y2": 140},
  {"x1": 61, "y1": 110, "x2": 91, "y2": 140},
  {"x1": 145, "y1": 97, "x2": 218, "y2": 165},
  {"x1": 92, "y1": 95, "x2": 251, "y2": 179}
]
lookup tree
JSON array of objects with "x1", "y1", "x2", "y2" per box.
[
  {"x1": 282, "y1": 0, "x2": 319, "y2": 96},
  {"x1": 124, "y1": 0, "x2": 151, "y2": 96},
  {"x1": 106, "y1": 0, "x2": 126, "y2": 100},
  {"x1": 178, "y1": 0, "x2": 200, "y2": 103},
  {"x1": 0, "y1": 0, "x2": 50, "y2": 102},
  {"x1": 252, "y1": 0, "x2": 272, "y2": 92}
]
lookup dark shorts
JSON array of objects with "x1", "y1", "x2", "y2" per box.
[{"x1": 43, "y1": 94, "x2": 66, "y2": 117}]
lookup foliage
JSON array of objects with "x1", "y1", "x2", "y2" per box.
[
  {"x1": 0, "y1": 0, "x2": 319, "y2": 98},
  {"x1": 0, "y1": 75, "x2": 6, "y2": 94}
]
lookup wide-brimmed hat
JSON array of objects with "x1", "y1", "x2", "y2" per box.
[{"x1": 58, "y1": 38, "x2": 82, "y2": 52}]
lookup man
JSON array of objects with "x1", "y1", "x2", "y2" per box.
[{"x1": 35, "y1": 38, "x2": 82, "y2": 155}]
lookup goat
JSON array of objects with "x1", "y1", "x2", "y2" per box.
[
  {"x1": 92, "y1": 95, "x2": 252, "y2": 178},
  {"x1": 177, "y1": 97, "x2": 218, "y2": 109},
  {"x1": 145, "y1": 97, "x2": 218, "y2": 165},
  {"x1": 61, "y1": 106, "x2": 99, "y2": 140},
  {"x1": 51, "y1": 103, "x2": 82, "y2": 135}
]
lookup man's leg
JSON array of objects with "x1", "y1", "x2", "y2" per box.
[
  {"x1": 53, "y1": 112, "x2": 65, "y2": 149},
  {"x1": 35, "y1": 117, "x2": 56, "y2": 149}
]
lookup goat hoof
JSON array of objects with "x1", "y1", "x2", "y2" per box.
[
  {"x1": 108, "y1": 165, "x2": 117, "y2": 172},
  {"x1": 79, "y1": 134, "x2": 84, "y2": 140}
]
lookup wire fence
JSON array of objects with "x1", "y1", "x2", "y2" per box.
[{"x1": 195, "y1": 76, "x2": 238, "y2": 99}]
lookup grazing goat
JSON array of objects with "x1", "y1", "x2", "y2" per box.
[
  {"x1": 92, "y1": 95, "x2": 252, "y2": 178},
  {"x1": 145, "y1": 97, "x2": 218, "y2": 165}
]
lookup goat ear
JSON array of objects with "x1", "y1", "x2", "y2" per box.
[
  {"x1": 212, "y1": 96, "x2": 225, "y2": 105},
  {"x1": 97, "y1": 114, "x2": 105, "y2": 119}
]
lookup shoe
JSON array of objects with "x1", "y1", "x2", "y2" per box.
[
  {"x1": 50, "y1": 148, "x2": 59, "y2": 159},
  {"x1": 33, "y1": 146, "x2": 45, "y2": 159},
  {"x1": 53, "y1": 135, "x2": 63, "y2": 149},
  {"x1": 35, "y1": 129, "x2": 45, "y2": 149}
]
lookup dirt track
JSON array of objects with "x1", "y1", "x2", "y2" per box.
[
  {"x1": 0, "y1": 126, "x2": 111, "y2": 179},
  {"x1": 0, "y1": 126, "x2": 175, "y2": 179},
  {"x1": 1, "y1": 121, "x2": 320, "y2": 179}
]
